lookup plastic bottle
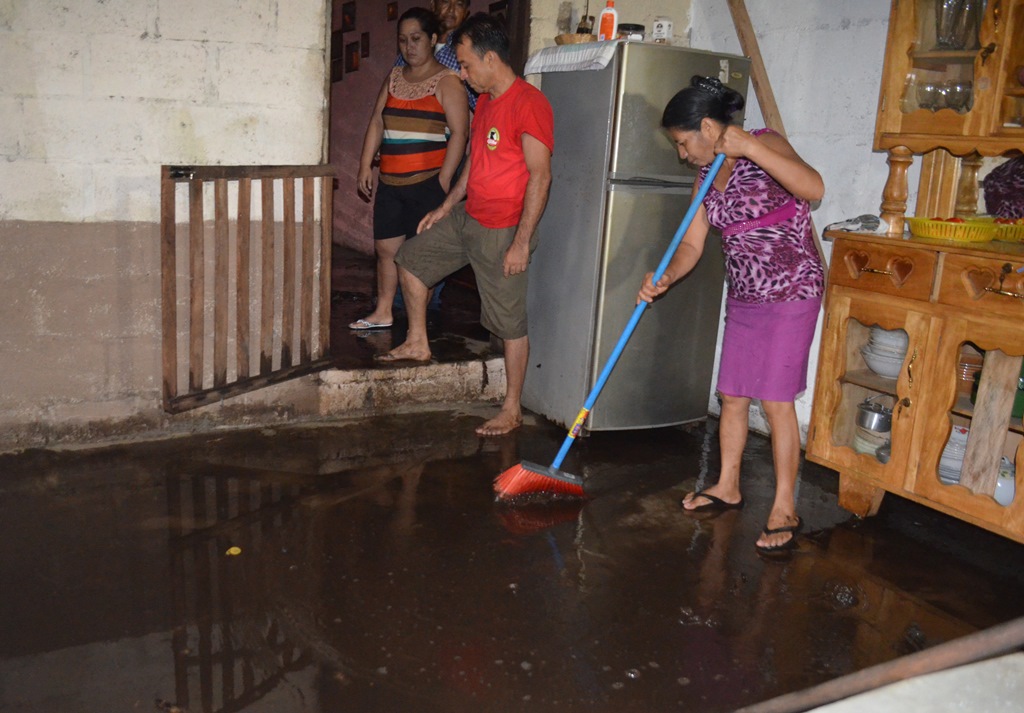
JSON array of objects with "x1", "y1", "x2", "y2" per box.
[{"x1": 597, "y1": 0, "x2": 618, "y2": 41}]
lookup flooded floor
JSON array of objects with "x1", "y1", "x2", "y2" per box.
[
  {"x1": 2, "y1": 410, "x2": 1023, "y2": 712},
  {"x1": 328, "y1": 248, "x2": 495, "y2": 369}
]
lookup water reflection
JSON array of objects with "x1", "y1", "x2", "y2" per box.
[{"x1": 1, "y1": 416, "x2": 1021, "y2": 712}]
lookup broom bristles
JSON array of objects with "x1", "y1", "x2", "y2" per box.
[{"x1": 494, "y1": 461, "x2": 586, "y2": 500}]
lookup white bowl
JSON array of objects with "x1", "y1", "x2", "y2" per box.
[
  {"x1": 861, "y1": 347, "x2": 903, "y2": 378},
  {"x1": 870, "y1": 326, "x2": 909, "y2": 350},
  {"x1": 867, "y1": 341, "x2": 907, "y2": 358}
]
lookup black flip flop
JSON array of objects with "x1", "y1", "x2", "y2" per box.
[
  {"x1": 681, "y1": 490, "x2": 744, "y2": 513},
  {"x1": 755, "y1": 516, "x2": 803, "y2": 553}
]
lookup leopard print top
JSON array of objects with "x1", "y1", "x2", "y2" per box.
[{"x1": 699, "y1": 129, "x2": 824, "y2": 304}]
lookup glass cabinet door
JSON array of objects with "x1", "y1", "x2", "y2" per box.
[
  {"x1": 807, "y1": 291, "x2": 933, "y2": 491},
  {"x1": 994, "y1": 0, "x2": 1024, "y2": 133},
  {"x1": 875, "y1": 0, "x2": 1022, "y2": 146},
  {"x1": 901, "y1": 0, "x2": 984, "y2": 117},
  {"x1": 913, "y1": 316, "x2": 1024, "y2": 525}
]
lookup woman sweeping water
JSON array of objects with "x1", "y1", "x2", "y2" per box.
[{"x1": 637, "y1": 76, "x2": 824, "y2": 553}]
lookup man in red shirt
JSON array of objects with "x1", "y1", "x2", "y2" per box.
[{"x1": 378, "y1": 13, "x2": 554, "y2": 437}]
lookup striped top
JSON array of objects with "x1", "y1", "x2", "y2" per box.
[{"x1": 379, "y1": 66, "x2": 455, "y2": 186}]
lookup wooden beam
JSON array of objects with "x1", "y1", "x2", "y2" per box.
[{"x1": 727, "y1": 0, "x2": 786, "y2": 134}]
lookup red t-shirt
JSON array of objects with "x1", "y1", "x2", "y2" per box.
[{"x1": 466, "y1": 78, "x2": 554, "y2": 229}]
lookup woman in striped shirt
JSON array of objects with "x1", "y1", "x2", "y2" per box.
[{"x1": 354, "y1": 7, "x2": 470, "y2": 330}]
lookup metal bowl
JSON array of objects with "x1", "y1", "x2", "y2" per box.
[{"x1": 857, "y1": 400, "x2": 892, "y2": 432}]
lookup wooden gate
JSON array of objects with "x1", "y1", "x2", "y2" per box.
[{"x1": 161, "y1": 165, "x2": 335, "y2": 413}]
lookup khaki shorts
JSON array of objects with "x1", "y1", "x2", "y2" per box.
[{"x1": 395, "y1": 203, "x2": 537, "y2": 340}]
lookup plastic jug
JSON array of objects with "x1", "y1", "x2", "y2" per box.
[{"x1": 597, "y1": 0, "x2": 618, "y2": 41}]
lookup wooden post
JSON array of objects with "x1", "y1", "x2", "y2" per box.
[{"x1": 880, "y1": 147, "x2": 913, "y2": 235}]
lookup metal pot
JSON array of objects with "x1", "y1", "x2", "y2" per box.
[{"x1": 857, "y1": 399, "x2": 892, "y2": 432}]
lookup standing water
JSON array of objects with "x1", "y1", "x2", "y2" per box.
[{"x1": 1, "y1": 408, "x2": 1022, "y2": 712}]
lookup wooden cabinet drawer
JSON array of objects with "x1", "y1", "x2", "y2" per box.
[
  {"x1": 830, "y1": 240, "x2": 937, "y2": 301},
  {"x1": 936, "y1": 254, "x2": 1024, "y2": 319}
]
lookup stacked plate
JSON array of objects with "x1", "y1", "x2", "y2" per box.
[
  {"x1": 852, "y1": 425, "x2": 889, "y2": 457},
  {"x1": 957, "y1": 348, "x2": 983, "y2": 395},
  {"x1": 938, "y1": 424, "x2": 969, "y2": 484},
  {"x1": 860, "y1": 327, "x2": 909, "y2": 379}
]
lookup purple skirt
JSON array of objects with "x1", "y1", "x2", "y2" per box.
[{"x1": 716, "y1": 296, "x2": 822, "y2": 402}]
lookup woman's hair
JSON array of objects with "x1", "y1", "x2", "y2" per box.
[
  {"x1": 451, "y1": 13, "x2": 511, "y2": 65},
  {"x1": 662, "y1": 75, "x2": 745, "y2": 131},
  {"x1": 398, "y1": 7, "x2": 440, "y2": 39}
]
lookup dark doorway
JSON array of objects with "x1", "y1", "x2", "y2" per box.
[{"x1": 326, "y1": 0, "x2": 532, "y2": 359}]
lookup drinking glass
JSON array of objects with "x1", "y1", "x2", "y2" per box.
[
  {"x1": 935, "y1": 0, "x2": 979, "y2": 49},
  {"x1": 944, "y1": 80, "x2": 972, "y2": 112},
  {"x1": 916, "y1": 82, "x2": 941, "y2": 110}
]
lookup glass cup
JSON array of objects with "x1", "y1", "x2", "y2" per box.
[
  {"x1": 916, "y1": 82, "x2": 941, "y2": 110},
  {"x1": 935, "y1": 0, "x2": 980, "y2": 50},
  {"x1": 944, "y1": 80, "x2": 972, "y2": 113}
]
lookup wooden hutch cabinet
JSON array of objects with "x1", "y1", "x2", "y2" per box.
[
  {"x1": 807, "y1": 0, "x2": 1024, "y2": 543},
  {"x1": 874, "y1": 0, "x2": 1024, "y2": 233},
  {"x1": 807, "y1": 236, "x2": 1024, "y2": 543}
]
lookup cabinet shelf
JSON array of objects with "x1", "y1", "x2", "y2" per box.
[
  {"x1": 910, "y1": 49, "x2": 978, "y2": 70},
  {"x1": 842, "y1": 369, "x2": 899, "y2": 395},
  {"x1": 950, "y1": 393, "x2": 1024, "y2": 434}
]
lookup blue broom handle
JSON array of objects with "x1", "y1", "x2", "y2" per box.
[{"x1": 550, "y1": 153, "x2": 726, "y2": 470}]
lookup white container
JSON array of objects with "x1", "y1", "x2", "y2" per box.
[
  {"x1": 652, "y1": 16, "x2": 673, "y2": 43},
  {"x1": 597, "y1": 1, "x2": 618, "y2": 41},
  {"x1": 995, "y1": 456, "x2": 1016, "y2": 506}
]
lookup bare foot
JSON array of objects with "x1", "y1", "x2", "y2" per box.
[
  {"x1": 681, "y1": 483, "x2": 742, "y2": 510},
  {"x1": 375, "y1": 342, "x2": 431, "y2": 363},
  {"x1": 755, "y1": 508, "x2": 802, "y2": 551},
  {"x1": 475, "y1": 408, "x2": 522, "y2": 436}
]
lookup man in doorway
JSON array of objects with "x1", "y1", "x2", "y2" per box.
[{"x1": 378, "y1": 13, "x2": 554, "y2": 438}]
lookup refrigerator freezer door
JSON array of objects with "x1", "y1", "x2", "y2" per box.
[
  {"x1": 588, "y1": 183, "x2": 725, "y2": 430},
  {"x1": 609, "y1": 43, "x2": 750, "y2": 182}
]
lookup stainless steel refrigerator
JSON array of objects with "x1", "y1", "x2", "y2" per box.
[{"x1": 523, "y1": 42, "x2": 750, "y2": 431}]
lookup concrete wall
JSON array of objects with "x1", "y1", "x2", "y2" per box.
[{"x1": 0, "y1": 0, "x2": 328, "y2": 446}]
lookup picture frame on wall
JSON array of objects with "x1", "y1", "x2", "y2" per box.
[
  {"x1": 330, "y1": 29, "x2": 344, "y2": 82},
  {"x1": 386, "y1": 2, "x2": 398, "y2": 21},
  {"x1": 345, "y1": 41, "x2": 360, "y2": 73},
  {"x1": 341, "y1": 1, "x2": 356, "y2": 32},
  {"x1": 361, "y1": 32, "x2": 370, "y2": 58}
]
